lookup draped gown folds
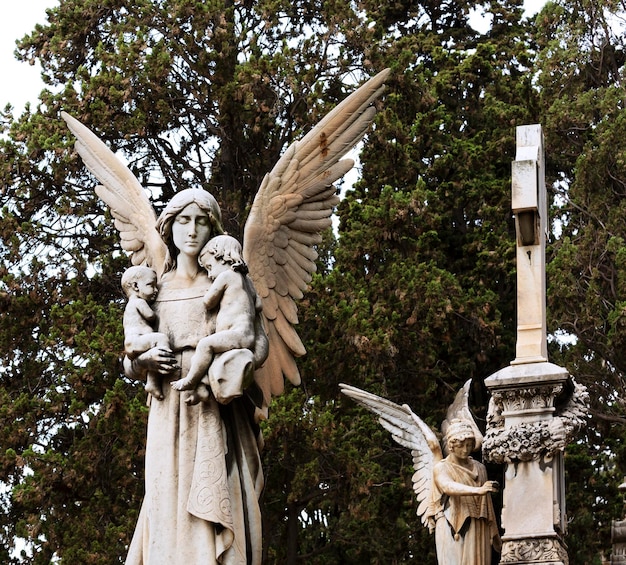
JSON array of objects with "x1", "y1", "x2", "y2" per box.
[{"x1": 125, "y1": 275, "x2": 263, "y2": 565}]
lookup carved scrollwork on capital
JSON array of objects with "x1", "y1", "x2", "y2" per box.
[
  {"x1": 497, "y1": 385, "x2": 564, "y2": 414},
  {"x1": 483, "y1": 378, "x2": 589, "y2": 464},
  {"x1": 500, "y1": 537, "x2": 569, "y2": 564}
]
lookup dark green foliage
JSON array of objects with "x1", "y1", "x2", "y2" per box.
[{"x1": 533, "y1": 1, "x2": 626, "y2": 562}]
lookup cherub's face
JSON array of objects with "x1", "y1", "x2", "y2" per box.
[
  {"x1": 199, "y1": 251, "x2": 229, "y2": 281},
  {"x1": 135, "y1": 274, "x2": 158, "y2": 302}
]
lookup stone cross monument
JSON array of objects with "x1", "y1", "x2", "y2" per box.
[{"x1": 482, "y1": 125, "x2": 588, "y2": 565}]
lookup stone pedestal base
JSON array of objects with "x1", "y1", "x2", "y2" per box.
[
  {"x1": 483, "y1": 362, "x2": 587, "y2": 565},
  {"x1": 500, "y1": 536, "x2": 568, "y2": 564},
  {"x1": 612, "y1": 518, "x2": 626, "y2": 564}
]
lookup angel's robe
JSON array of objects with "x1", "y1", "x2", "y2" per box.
[
  {"x1": 125, "y1": 274, "x2": 263, "y2": 565},
  {"x1": 431, "y1": 457, "x2": 499, "y2": 565}
]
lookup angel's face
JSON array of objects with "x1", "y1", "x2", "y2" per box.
[
  {"x1": 449, "y1": 437, "x2": 475, "y2": 460},
  {"x1": 171, "y1": 203, "x2": 213, "y2": 258}
]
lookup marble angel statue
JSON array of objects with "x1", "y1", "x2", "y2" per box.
[
  {"x1": 340, "y1": 380, "x2": 501, "y2": 565},
  {"x1": 61, "y1": 68, "x2": 390, "y2": 565}
]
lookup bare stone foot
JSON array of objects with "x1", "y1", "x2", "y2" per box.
[
  {"x1": 184, "y1": 391, "x2": 201, "y2": 405},
  {"x1": 145, "y1": 382, "x2": 164, "y2": 400},
  {"x1": 171, "y1": 377, "x2": 194, "y2": 391},
  {"x1": 184, "y1": 385, "x2": 211, "y2": 406}
]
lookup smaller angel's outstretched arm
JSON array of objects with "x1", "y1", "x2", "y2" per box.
[
  {"x1": 339, "y1": 383, "x2": 443, "y2": 530},
  {"x1": 62, "y1": 112, "x2": 167, "y2": 277}
]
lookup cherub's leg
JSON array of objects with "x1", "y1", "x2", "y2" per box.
[
  {"x1": 171, "y1": 336, "x2": 215, "y2": 391},
  {"x1": 183, "y1": 384, "x2": 212, "y2": 406},
  {"x1": 145, "y1": 371, "x2": 164, "y2": 400}
]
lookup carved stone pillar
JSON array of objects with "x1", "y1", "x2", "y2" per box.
[
  {"x1": 611, "y1": 479, "x2": 626, "y2": 564},
  {"x1": 483, "y1": 363, "x2": 587, "y2": 564},
  {"x1": 482, "y1": 125, "x2": 588, "y2": 564}
]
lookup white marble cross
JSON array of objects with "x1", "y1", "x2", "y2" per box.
[{"x1": 511, "y1": 124, "x2": 548, "y2": 365}]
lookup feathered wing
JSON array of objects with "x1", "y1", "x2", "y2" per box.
[
  {"x1": 339, "y1": 384, "x2": 443, "y2": 530},
  {"x1": 61, "y1": 112, "x2": 167, "y2": 277},
  {"x1": 244, "y1": 69, "x2": 391, "y2": 410},
  {"x1": 440, "y1": 379, "x2": 484, "y2": 455}
]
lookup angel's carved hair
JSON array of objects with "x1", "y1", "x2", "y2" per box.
[
  {"x1": 200, "y1": 235, "x2": 248, "y2": 274},
  {"x1": 156, "y1": 189, "x2": 225, "y2": 272},
  {"x1": 444, "y1": 419, "x2": 476, "y2": 449}
]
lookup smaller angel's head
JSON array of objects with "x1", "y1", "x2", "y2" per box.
[
  {"x1": 156, "y1": 189, "x2": 225, "y2": 271},
  {"x1": 445, "y1": 419, "x2": 476, "y2": 453},
  {"x1": 200, "y1": 235, "x2": 248, "y2": 276}
]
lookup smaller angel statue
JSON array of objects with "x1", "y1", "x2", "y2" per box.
[{"x1": 340, "y1": 381, "x2": 501, "y2": 565}]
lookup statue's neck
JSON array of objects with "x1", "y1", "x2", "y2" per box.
[
  {"x1": 174, "y1": 253, "x2": 201, "y2": 280},
  {"x1": 160, "y1": 256, "x2": 209, "y2": 292}
]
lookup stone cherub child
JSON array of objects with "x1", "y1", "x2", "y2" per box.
[
  {"x1": 341, "y1": 381, "x2": 501, "y2": 565},
  {"x1": 121, "y1": 265, "x2": 171, "y2": 400},
  {"x1": 170, "y1": 234, "x2": 263, "y2": 405}
]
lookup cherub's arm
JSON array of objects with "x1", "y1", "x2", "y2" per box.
[
  {"x1": 135, "y1": 298, "x2": 157, "y2": 323},
  {"x1": 203, "y1": 272, "x2": 229, "y2": 310}
]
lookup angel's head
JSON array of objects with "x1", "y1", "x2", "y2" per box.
[
  {"x1": 156, "y1": 189, "x2": 225, "y2": 271},
  {"x1": 200, "y1": 235, "x2": 248, "y2": 279},
  {"x1": 444, "y1": 419, "x2": 477, "y2": 456}
]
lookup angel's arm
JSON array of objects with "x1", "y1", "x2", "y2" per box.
[
  {"x1": 123, "y1": 347, "x2": 178, "y2": 381},
  {"x1": 433, "y1": 461, "x2": 498, "y2": 497}
]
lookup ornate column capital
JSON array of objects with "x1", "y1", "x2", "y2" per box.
[{"x1": 483, "y1": 363, "x2": 588, "y2": 464}]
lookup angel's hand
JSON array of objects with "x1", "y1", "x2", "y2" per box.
[
  {"x1": 135, "y1": 347, "x2": 179, "y2": 375},
  {"x1": 479, "y1": 480, "x2": 500, "y2": 495}
]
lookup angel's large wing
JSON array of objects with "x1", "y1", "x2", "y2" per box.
[
  {"x1": 440, "y1": 379, "x2": 484, "y2": 454},
  {"x1": 339, "y1": 383, "x2": 443, "y2": 529},
  {"x1": 61, "y1": 112, "x2": 167, "y2": 277},
  {"x1": 244, "y1": 69, "x2": 391, "y2": 408}
]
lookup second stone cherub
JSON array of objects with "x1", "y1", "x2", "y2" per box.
[
  {"x1": 121, "y1": 265, "x2": 170, "y2": 400},
  {"x1": 170, "y1": 234, "x2": 263, "y2": 405}
]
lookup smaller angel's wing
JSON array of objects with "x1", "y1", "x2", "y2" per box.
[
  {"x1": 440, "y1": 379, "x2": 484, "y2": 454},
  {"x1": 339, "y1": 383, "x2": 443, "y2": 529},
  {"x1": 244, "y1": 69, "x2": 391, "y2": 410},
  {"x1": 61, "y1": 112, "x2": 167, "y2": 277}
]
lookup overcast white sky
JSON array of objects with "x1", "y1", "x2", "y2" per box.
[
  {"x1": 0, "y1": 1, "x2": 547, "y2": 113},
  {"x1": 0, "y1": 1, "x2": 58, "y2": 112}
]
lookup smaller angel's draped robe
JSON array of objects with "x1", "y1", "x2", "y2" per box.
[{"x1": 431, "y1": 457, "x2": 499, "y2": 565}]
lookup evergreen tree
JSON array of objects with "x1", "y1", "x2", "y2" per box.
[
  {"x1": 0, "y1": 0, "x2": 377, "y2": 562},
  {"x1": 261, "y1": 0, "x2": 541, "y2": 562}
]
